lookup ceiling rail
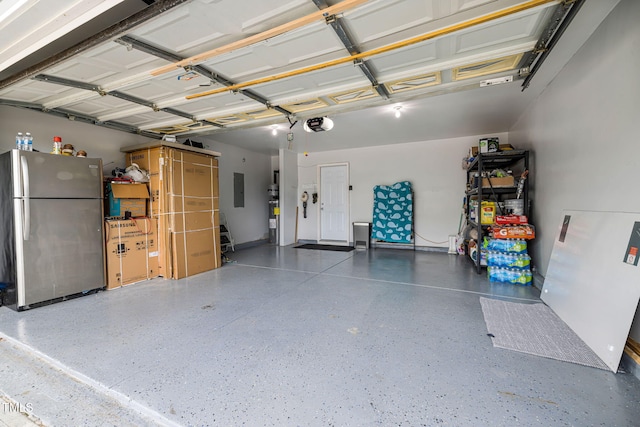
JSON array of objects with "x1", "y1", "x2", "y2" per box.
[
  {"x1": 186, "y1": 0, "x2": 558, "y2": 100},
  {"x1": 313, "y1": 0, "x2": 390, "y2": 99},
  {"x1": 149, "y1": 0, "x2": 370, "y2": 76},
  {"x1": 522, "y1": 0, "x2": 585, "y2": 90},
  {"x1": 0, "y1": 99, "x2": 161, "y2": 139},
  {"x1": 119, "y1": 35, "x2": 292, "y2": 117}
]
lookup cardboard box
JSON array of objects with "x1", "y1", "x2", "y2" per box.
[
  {"x1": 491, "y1": 224, "x2": 535, "y2": 240},
  {"x1": 166, "y1": 150, "x2": 220, "y2": 279},
  {"x1": 171, "y1": 229, "x2": 218, "y2": 279},
  {"x1": 495, "y1": 215, "x2": 528, "y2": 225},
  {"x1": 105, "y1": 218, "x2": 159, "y2": 289},
  {"x1": 480, "y1": 176, "x2": 515, "y2": 188},
  {"x1": 125, "y1": 147, "x2": 164, "y2": 218},
  {"x1": 170, "y1": 151, "x2": 217, "y2": 198},
  {"x1": 147, "y1": 173, "x2": 161, "y2": 217},
  {"x1": 127, "y1": 148, "x2": 162, "y2": 175},
  {"x1": 124, "y1": 144, "x2": 221, "y2": 279},
  {"x1": 478, "y1": 137, "x2": 490, "y2": 154},
  {"x1": 106, "y1": 183, "x2": 149, "y2": 217},
  {"x1": 479, "y1": 137, "x2": 500, "y2": 153}
]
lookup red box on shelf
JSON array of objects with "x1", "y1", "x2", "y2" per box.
[
  {"x1": 491, "y1": 225, "x2": 535, "y2": 240},
  {"x1": 495, "y1": 215, "x2": 528, "y2": 225}
]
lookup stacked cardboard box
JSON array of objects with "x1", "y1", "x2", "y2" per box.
[{"x1": 122, "y1": 142, "x2": 221, "y2": 279}]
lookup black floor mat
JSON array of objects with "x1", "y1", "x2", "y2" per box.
[{"x1": 295, "y1": 244, "x2": 355, "y2": 252}]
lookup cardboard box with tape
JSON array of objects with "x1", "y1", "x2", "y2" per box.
[
  {"x1": 106, "y1": 182, "x2": 149, "y2": 218},
  {"x1": 122, "y1": 142, "x2": 222, "y2": 279},
  {"x1": 105, "y1": 218, "x2": 159, "y2": 289}
]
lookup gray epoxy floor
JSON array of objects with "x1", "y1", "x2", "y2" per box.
[{"x1": 1, "y1": 245, "x2": 639, "y2": 426}]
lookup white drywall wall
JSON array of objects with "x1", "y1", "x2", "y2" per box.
[
  {"x1": 0, "y1": 107, "x2": 273, "y2": 247},
  {"x1": 0, "y1": 106, "x2": 147, "y2": 171},
  {"x1": 509, "y1": 0, "x2": 640, "y2": 341},
  {"x1": 279, "y1": 148, "x2": 298, "y2": 246},
  {"x1": 200, "y1": 138, "x2": 271, "y2": 245},
  {"x1": 297, "y1": 133, "x2": 509, "y2": 247}
]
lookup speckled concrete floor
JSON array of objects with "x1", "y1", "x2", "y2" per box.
[{"x1": 1, "y1": 245, "x2": 639, "y2": 426}]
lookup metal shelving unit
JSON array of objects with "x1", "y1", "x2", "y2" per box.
[{"x1": 465, "y1": 150, "x2": 530, "y2": 273}]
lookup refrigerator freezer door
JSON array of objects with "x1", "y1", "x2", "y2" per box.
[
  {"x1": 19, "y1": 198, "x2": 105, "y2": 307},
  {"x1": 14, "y1": 150, "x2": 102, "y2": 199},
  {"x1": 0, "y1": 152, "x2": 16, "y2": 307}
]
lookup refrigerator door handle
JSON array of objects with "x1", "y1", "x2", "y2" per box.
[{"x1": 21, "y1": 155, "x2": 30, "y2": 240}]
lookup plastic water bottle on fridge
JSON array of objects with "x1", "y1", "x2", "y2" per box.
[
  {"x1": 15, "y1": 132, "x2": 23, "y2": 150},
  {"x1": 24, "y1": 132, "x2": 33, "y2": 151}
]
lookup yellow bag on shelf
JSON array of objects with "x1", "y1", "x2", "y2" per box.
[{"x1": 480, "y1": 201, "x2": 496, "y2": 225}]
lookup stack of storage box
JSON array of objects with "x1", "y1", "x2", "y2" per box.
[
  {"x1": 122, "y1": 142, "x2": 222, "y2": 279},
  {"x1": 104, "y1": 177, "x2": 158, "y2": 290},
  {"x1": 485, "y1": 215, "x2": 535, "y2": 285}
]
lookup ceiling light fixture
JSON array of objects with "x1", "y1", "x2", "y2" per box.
[
  {"x1": 271, "y1": 125, "x2": 278, "y2": 136},
  {"x1": 394, "y1": 105, "x2": 403, "y2": 118}
]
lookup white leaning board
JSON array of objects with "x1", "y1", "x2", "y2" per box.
[{"x1": 542, "y1": 210, "x2": 640, "y2": 372}]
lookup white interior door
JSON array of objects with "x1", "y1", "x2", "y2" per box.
[{"x1": 319, "y1": 164, "x2": 349, "y2": 243}]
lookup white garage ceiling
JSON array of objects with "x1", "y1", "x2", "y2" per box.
[{"x1": 0, "y1": 0, "x2": 619, "y2": 154}]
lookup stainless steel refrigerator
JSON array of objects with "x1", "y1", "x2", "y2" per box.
[{"x1": 0, "y1": 149, "x2": 105, "y2": 310}]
